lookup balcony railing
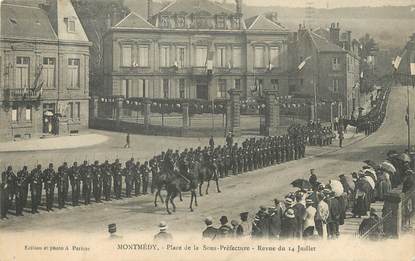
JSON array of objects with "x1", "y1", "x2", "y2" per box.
[{"x1": 4, "y1": 88, "x2": 40, "y2": 100}]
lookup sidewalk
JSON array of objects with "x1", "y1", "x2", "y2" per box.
[{"x1": 0, "y1": 133, "x2": 109, "y2": 152}]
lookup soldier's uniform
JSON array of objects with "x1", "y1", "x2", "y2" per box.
[
  {"x1": 16, "y1": 166, "x2": 29, "y2": 211},
  {"x1": 5, "y1": 166, "x2": 16, "y2": 206},
  {"x1": 133, "y1": 161, "x2": 141, "y2": 196},
  {"x1": 1, "y1": 168, "x2": 10, "y2": 219},
  {"x1": 92, "y1": 161, "x2": 103, "y2": 203},
  {"x1": 124, "y1": 163, "x2": 133, "y2": 198},
  {"x1": 102, "y1": 160, "x2": 112, "y2": 201},
  {"x1": 80, "y1": 161, "x2": 92, "y2": 205},
  {"x1": 70, "y1": 162, "x2": 81, "y2": 206},
  {"x1": 30, "y1": 165, "x2": 43, "y2": 213},
  {"x1": 43, "y1": 163, "x2": 56, "y2": 211},
  {"x1": 57, "y1": 162, "x2": 69, "y2": 208},
  {"x1": 140, "y1": 161, "x2": 150, "y2": 194},
  {"x1": 112, "y1": 160, "x2": 123, "y2": 199},
  {"x1": 150, "y1": 158, "x2": 159, "y2": 194}
]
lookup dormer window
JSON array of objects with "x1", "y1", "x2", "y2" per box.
[
  {"x1": 233, "y1": 17, "x2": 240, "y2": 29},
  {"x1": 216, "y1": 16, "x2": 225, "y2": 29},
  {"x1": 176, "y1": 16, "x2": 185, "y2": 28},
  {"x1": 160, "y1": 16, "x2": 170, "y2": 28},
  {"x1": 64, "y1": 17, "x2": 76, "y2": 33}
]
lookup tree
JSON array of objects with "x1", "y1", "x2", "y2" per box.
[{"x1": 72, "y1": 0, "x2": 130, "y2": 94}]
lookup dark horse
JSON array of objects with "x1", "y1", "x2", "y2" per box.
[
  {"x1": 196, "y1": 159, "x2": 221, "y2": 196},
  {"x1": 154, "y1": 161, "x2": 198, "y2": 214}
]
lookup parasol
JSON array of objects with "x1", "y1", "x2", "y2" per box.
[
  {"x1": 380, "y1": 161, "x2": 396, "y2": 174},
  {"x1": 363, "y1": 176, "x2": 376, "y2": 190},
  {"x1": 356, "y1": 178, "x2": 372, "y2": 193},
  {"x1": 44, "y1": 111, "x2": 54, "y2": 116},
  {"x1": 399, "y1": 153, "x2": 411, "y2": 163},
  {"x1": 329, "y1": 180, "x2": 344, "y2": 196},
  {"x1": 364, "y1": 168, "x2": 377, "y2": 181},
  {"x1": 291, "y1": 179, "x2": 312, "y2": 190}
]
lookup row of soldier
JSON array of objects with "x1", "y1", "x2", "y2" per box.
[
  {"x1": 288, "y1": 122, "x2": 335, "y2": 147},
  {"x1": 1, "y1": 132, "x2": 309, "y2": 219}
]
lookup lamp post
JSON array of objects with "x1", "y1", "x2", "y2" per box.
[{"x1": 408, "y1": 62, "x2": 415, "y2": 153}]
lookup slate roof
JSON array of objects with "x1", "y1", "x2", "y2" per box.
[
  {"x1": 114, "y1": 12, "x2": 155, "y2": 29},
  {"x1": 245, "y1": 15, "x2": 287, "y2": 32},
  {"x1": 0, "y1": 3, "x2": 57, "y2": 40},
  {"x1": 158, "y1": 0, "x2": 234, "y2": 15},
  {"x1": 313, "y1": 27, "x2": 330, "y2": 40},
  {"x1": 308, "y1": 31, "x2": 345, "y2": 52}
]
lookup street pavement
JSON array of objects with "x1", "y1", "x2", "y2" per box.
[{"x1": 0, "y1": 86, "x2": 414, "y2": 238}]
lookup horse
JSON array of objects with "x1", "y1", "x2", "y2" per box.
[
  {"x1": 164, "y1": 164, "x2": 199, "y2": 214},
  {"x1": 197, "y1": 159, "x2": 221, "y2": 196}
]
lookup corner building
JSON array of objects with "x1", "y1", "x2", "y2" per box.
[{"x1": 0, "y1": 0, "x2": 91, "y2": 142}]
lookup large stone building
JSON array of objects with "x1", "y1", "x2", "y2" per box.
[
  {"x1": 103, "y1": 0, "x2": 290, "y2": 101},
  {"x1": 289, "y1": 23, "x2": 361, "y2": 119},
  {"x1": 0, "y1": 0, "x2": 91, "y2": 142}
]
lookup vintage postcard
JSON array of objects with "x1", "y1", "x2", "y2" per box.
[{"x1": 0, "y1": 0, "x2": 414, "y2": 260}]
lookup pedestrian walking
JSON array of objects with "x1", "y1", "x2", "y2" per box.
[{"x1": 124, "y1": 133, "x2": 131, "y2": 148}]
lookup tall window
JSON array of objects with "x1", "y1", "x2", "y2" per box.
[
  {"x1": 177, "y1": 47, "x2": 186, "y2": 68},
  {"x1": 160, "y1": 46, "x2": 170, "y2": 67},
  {"x1": 76, "y1": 102, "x2": 81, "y2": 119},
  {"x1": 179, "y1": 79, "x2": 186, "y2": 98},
  {"x1": 122, "y1": 46, "x2": 132, "y2": 67},
  {"x1": 332, "y1": 57, "x2": 340, "y2": 70},
  {"x1": 254, "y1": 46, "x2": 265, "y2": 68},
  {"x1": 196, "y1": 46, "x2": 208, "y2": 67},
  {"x1": 216, "y1": 47, "x2": 226, "y2": 67},
  {"x1": 217, "y1": 79, "x2": 227, "y2": 98},
  {"x1": 234, "y1": 79, "x2": 241, "y2": 89},
  {"x1": 138, "y1": 79, "x2": 148, "y2": 97},
  {"x1": 121, "y1": 79, "x2": 131, "y2": 98},
  {"x1": 332, "y1": 79, "x2": 340, "y2": 93},
  {"x1": 68, "y1": 58, "x2": 80, "y2": 88},
  {"x1": 270, "y1": 47, "x2": 280, "y2": 67},
  {"x1": 232, "y1": 47, "x2": 241, "y2": 68},
  {"x1": 16, "y1": 57, "x2": 30, "y2": 89},
  {"x1": 255, "y1": 79, "x2": 263, "y2": 96},
  {"x1": 271, "y1": 79, "x2": 279, "y2": 91},
  {"x1": 163, "y1": 79, "x2": 170, "y2": 98},
  {"x1": 68, "y1": 102, "x2": 74, "y2": 119},
  {"x1": 11, "y1": 105, "x2": 18, "y2": 122},
  {"x1": 138, "y1": 45, "x2": 149, "y2": 67},
  {"x1": 43, "y1": 57, "x2": 55, "y2": 88},
  {"x1": 25, "y1": 106, "x2": 32, "y2": 121}
]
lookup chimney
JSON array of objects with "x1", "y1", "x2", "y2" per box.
[
  {"x1": 106, "y1": 13, "x2": 112, "y2": 29},
  {"x1": 329, "y1": 22, "x2": 340, "y2": 45},
  {"x1": 270, "y1": 12, "x2": 278, "y2": 23},
  {"x1": 147, "y1": 0, "x2": 153, "y2": 21},
  {"x1": 235, "y1": 0, "x2": 242, "y2": 14}
]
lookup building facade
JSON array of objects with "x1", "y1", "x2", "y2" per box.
[
  {"x1": 103, "y1": 0, "x2": 290, "y2": 102},
  {"x1": 289, "y1": 23, "x2": 361, "y2": 119},
  {"x1": 0, "y1": 0, "x2": 91, "y2": 142}
]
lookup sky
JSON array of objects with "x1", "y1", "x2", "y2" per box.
[{"x1": 242, "y1": 0, "x2": 414, "y2": 8}]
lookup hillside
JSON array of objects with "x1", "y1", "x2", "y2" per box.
[{"x1": 124, "y1": 0, "x2": 414, "y2": 48}]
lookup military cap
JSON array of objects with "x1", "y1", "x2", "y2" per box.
[
  {"x1": 108, "y1": 223, "x2": 116, "y2": 233},
  {"x1": 219, "y1": 216, "x2": 228, "y2": 224}
]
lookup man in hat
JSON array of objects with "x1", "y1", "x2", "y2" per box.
[
  {"x1": 236, "y1": 212, "x2": 251, "y2": 237},
  {"x1": 43, "y1": 163, "x2": 56, "y2": 212},
  {"x1": 402, "y1": 169, "x2": 415, "y2": 193},
  {"x1": 293, "y1": 193, "x2": 306, "y2": 238},
  {"x1": 303, "y1": 199, "x2": 316, "y2": 238},
  {"x1": 325, "y1": 190, "x2": 340, "y2": 239},
  {"x1": 202, "y1": 217, "x2": 218, "y2": 240},
  {"x1": 309, "y1": 169, "x2": 319, "y2": 191},
  {"x1": 217, "y1": 216, "x2": 233, "y2": 238},
  {"x1": 154, "y1": 221, "x2": 173, "y2": 241},
  {"x1": 281, "y1": 208, "x2": 297, "y2": 239}
]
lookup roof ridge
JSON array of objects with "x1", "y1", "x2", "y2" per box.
[
  {"x1": 159, "y1": 0, "x2": 178, "y2": 13},
  {"x1": 248, "y1": 15, "x2": 261, "y2": 30},
  {"x1": 114, "y1": 12, "x2": 155, "y2": 28}
]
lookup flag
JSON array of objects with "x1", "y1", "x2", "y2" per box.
[
  {"x1": 393, "y1": 56, "x2": 402, "y2": 69},
  {"x1": 410, "y1": 63, "x2": 415, "y2": 76},
  {"x1": 31, "y1": 64, "x2": 43, "y2": 90},
  {"x1": 297, "y1": 56, "x2": 312, "y2": 71},
  {"x1": 360, "y1": 71, "x2": 364, "y2": 78}
]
